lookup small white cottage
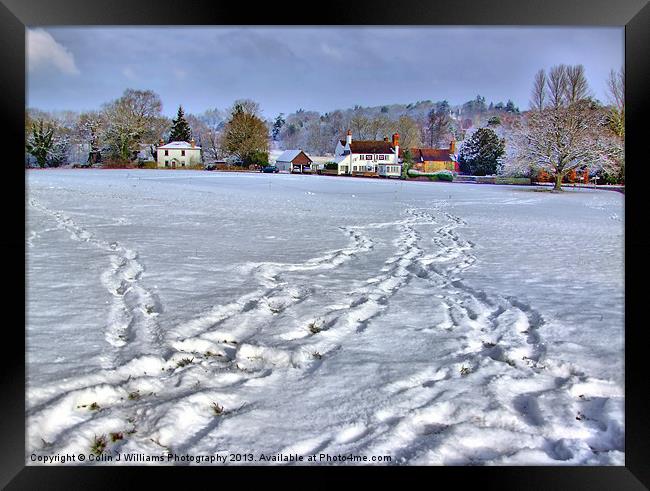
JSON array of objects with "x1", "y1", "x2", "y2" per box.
[{"x1": 157, "y1": 140, "x2": 202, "y2": 168}]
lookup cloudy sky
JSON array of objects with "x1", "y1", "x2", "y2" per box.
[{"x1": 27, "y1": 26, "x2": 623, "y2": 118}]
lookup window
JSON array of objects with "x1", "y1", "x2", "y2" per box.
[
  {"x1": 181, "y1": 150, "x2": 185, "y2": 156},
  {"x1": 366, "y1": 155, "x2": 372, "y2": 160},
  {"x1": 367, "y1": 165, "x2": 373, "y2": 172},
  {"x1": 359, "y1": 155, "x2": 364, "y2": 160},
  {"x1": 182, "y1": 162, "x2": 185, "y2": 167},
  {"x1": 379, "y1": 155, "x2": 385, "y2": 160},
  {"x1": 165, "y1": 161, "x2": 169, "y2": 167},
  {"x1": 164, "y1": 150, "x2": 169, "y2": 156}
]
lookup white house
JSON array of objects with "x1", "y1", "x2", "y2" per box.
[
  {"x1": 334, "y1": 130, "x2": 401, "y2": 177},
  {"x1": 157, "y1": 139, "x2": 202, "y2": 168}
]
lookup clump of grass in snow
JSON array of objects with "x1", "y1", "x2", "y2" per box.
[
  {"x1": 90, "y1": 434, "x2": 108, "y2": 456},
  {"x1": 312, "y1": 351, "x2": 323, "y2": 360},
  {"x1": 176, "y1": 357, "x2": 194, "y2": 368},
  {"x1": 127, "y1": 390, "x2": 140, "y2": 401},
  {"x1": 88, "y1": 402, "x2": 100, "y2": 411},
  {"x1": 211, "y1": 402, "x2": 224, "y2": 415},
  {"x1": 205, "y1": 351, "x2": 225, "y2": 359},
  {"x1": 109, "y1": 432, "x2": 124, "y2": 442},
  {"x1": 308, "y1": 321, "x2": 322, "y2": 334},
  {"x1": 460, "y1": 366, "x2": 471, "y2": 376}
]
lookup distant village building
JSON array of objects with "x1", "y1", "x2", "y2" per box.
[
  {"x1": 156, "y1": 139, "x2": 201, "y2": 168},
  {"x1": 334, "y1": 130, "x2": 402, "y2": 178},
  {"x1": 276, "y1": 149, "x2": 313, "y2": 173},
  {"x1": 406, "y1": 140, "x2": 458, "y2": 173}
]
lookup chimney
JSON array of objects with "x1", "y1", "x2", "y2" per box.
[
  {"x1": 346, "y1": 129, "x2": 352, "y2": 146},
  {"x1": 158, "y1": 138, "x2": 164, "y2": 146},
  {"x1": 383, "y1": 136, "x2": 389, "y2": 142},
  {"x1": 450, "y1": 138, "x2": 456, "y2": 154},
  {"x1": 392, "y1": 133, "x2": 400, "y2": 164},
  {"x1": 190, "y1": 138, "x2": 196, "y2": 148}
]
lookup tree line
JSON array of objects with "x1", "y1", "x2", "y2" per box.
[
  {"x1": 25, "y1": 91, "x2": 269, "y2": 168},
  {"x1": 24, "y1": 91, "x2": 521, "y2": 168},
  {"x1": 25, "y1": 65, "x2": 624, "y2": 187}
]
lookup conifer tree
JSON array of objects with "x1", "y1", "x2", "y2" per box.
[
  {"x1": 26, "y1": 120, "x2": 54, "y2": 168},
  {"x1": 168, "y1": 105, "x2": 192, "y2": 143}
]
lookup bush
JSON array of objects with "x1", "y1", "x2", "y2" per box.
[
  {"x1": 102, "y1": 159, "x2": 137, "y2": 169},
  {"x1": 324, "y1": 162, "x2": 338, "y2": 170},
  {"x1": 408, "y1": 169, "x2": 454, "y2": 182},
  {"x1": 494, "y1": 177, "x2": 532, "y2": 185},
  {"x1": 139, "y1": 161, "x2": 158, "y2": 169},
  {"x1": 245, "y1": 151, "x2": 269, "y2": 167},
  {"x1": 434, "y1": 170, "x2": 454, "y2": 181}
]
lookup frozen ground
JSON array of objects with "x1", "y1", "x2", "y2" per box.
[{"x1": 26, "y1": 170, "x2": 624, "y2": 465}]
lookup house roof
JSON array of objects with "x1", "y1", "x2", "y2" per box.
[
  {"x1": 349, "y1": 141, "x2": 394, "y2": 154},
  {"x1": 420, "y1": 148, "x2": 453, "y2": 161},
  {"x1": 276, "y1": 149, "x2": 311, "y2": 163},
  {"x1": 157, "y1": 141, "x2": 201, "y2": 150},
  {"x1": 400, "y1": 147, "x2": 452, "y2": 162}
]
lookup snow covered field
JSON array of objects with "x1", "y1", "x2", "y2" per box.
[{"x1": 26, "y1": 170, "x2": 624, "y2": 465}]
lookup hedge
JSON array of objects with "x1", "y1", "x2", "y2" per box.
[{"x1": 407, "y1": 169, "x2": 454, "y2": 182}]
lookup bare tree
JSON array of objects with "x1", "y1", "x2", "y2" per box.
[
  {"x1": 606, "y1": 67, "x2": 625, "y2": 138},
  {"x1": 565, "y1": 65, "x2": 591, "y2": 104},
  {"x1": 395, "y1": 115, "x2": 422, "y2": 149},
  {"x1": 510, "y1": 100, "x2": 613, "y2": 190},
  {"x1": 229, "y1": 99, "x2": 261, "y2": 117},
  {"x1": 366, "y1": 115, "x2": 392, "y2": 141},
  {"x1": 530, "y1": 69, "x2": 547, "y2": 111},
  {"x1": 547, "y1": 64, "x2": 568, "y2": 109},
  {"x1": 350, "y1": 112, "x2": 370, "y2": 140},
  {"x1": 507, "y1": 64, "x2": 617, "y2": 189},
  {"x1": 102, "y1": 89, "x2": 168, "y2": 162},
  {"x1": 426, "y1": 105, "x2": 451, "y2": 147}
]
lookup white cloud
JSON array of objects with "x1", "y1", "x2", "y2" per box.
[{"x1": 27, "y1": 28, "x2": 79, "y2": 75}]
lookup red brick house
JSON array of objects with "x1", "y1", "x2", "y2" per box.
[{"x1": 403, "y1": 139, "x2": 458, "y2": 173}]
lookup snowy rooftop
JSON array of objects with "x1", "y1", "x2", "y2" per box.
[
  {"x1": 157, "y1": 141, "x2": 201, "y2": 150},
  {"x1": 276, "y1": 149, "x2": 306, "y2": 163}
]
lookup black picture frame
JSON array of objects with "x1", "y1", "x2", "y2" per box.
[{"x1": 3, "y1": 0, "x2": 648, "y2": 488}]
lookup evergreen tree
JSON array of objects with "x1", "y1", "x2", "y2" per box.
[
  {"x1": 458, "y1": 127, "x2": 505, "y2": 176},
  {"x1": 272, "y1": 113, "x2": 285, "y2": 141},
  {"x1": 25, "y1": 120, "x2": 54, "y2": 168},
  {"x1": 487, "y1": 116, "x2": 502, "y2": 127},
  {"x1": 168, "y1": 105, "x2": 192, "y2": 143},
  {"x1": 401, "y1": 148, "x2": 414, "y2": 179},
  {"x1": 221, "y1": 102, "x2": 269, "y2": 165},
  {"x1": 505, "y1": 100, "x2": 519, "y2": 113}
]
